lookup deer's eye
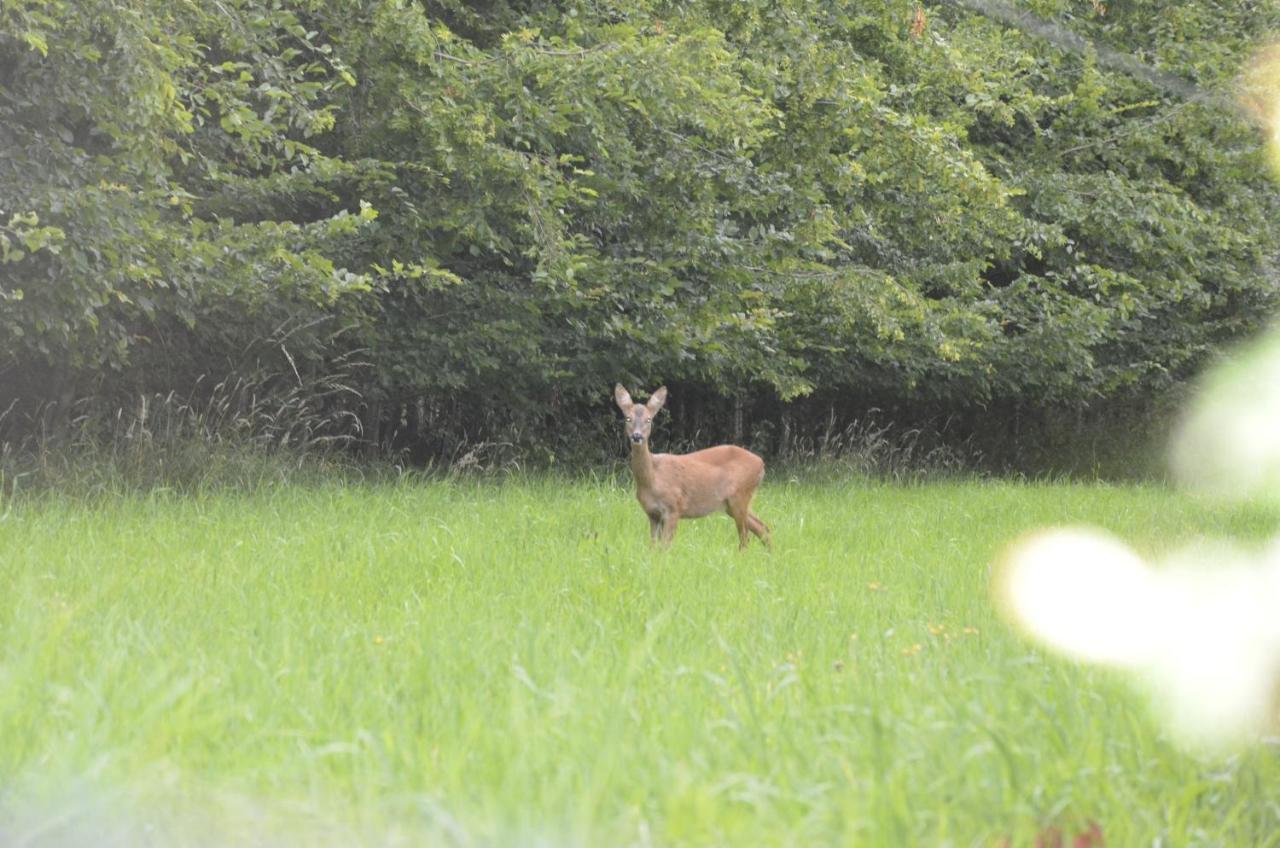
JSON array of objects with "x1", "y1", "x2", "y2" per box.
[{"x1": 625, "y1": 417, "x2": 633, "y2": 423}]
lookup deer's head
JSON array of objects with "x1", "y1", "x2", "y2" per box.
[{"x1": 614, "y1": 384, "x2": 667, "y2": 446}]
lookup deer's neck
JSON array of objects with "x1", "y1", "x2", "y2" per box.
[{"x1": 630, "y1": 441, "x2": 657, "y2": 491}]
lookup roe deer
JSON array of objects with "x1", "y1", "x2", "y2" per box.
[{"x1": 614, "y1": 384, "x2": 771, "y2": 550}]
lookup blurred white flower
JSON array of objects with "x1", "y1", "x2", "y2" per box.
[
  {"x1": 997, "y1": 529, "x2": 1280, "y2": 750},
  {"x1": 1241, "y1": 41, "x2": 1280, "y2": 180},
  {"x1": 995, "y1": 528, "x2": 1158, "y2": 667},
  {"x1": 1170, "y1": 331, "x2": 1280, "y2": 503}
]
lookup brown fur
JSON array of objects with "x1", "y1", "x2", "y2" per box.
[{"x1": 615, "y1": 384, "x2": 771, "y2": 550}]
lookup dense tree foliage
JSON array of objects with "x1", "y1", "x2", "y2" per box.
[{"x1": 3, "y1": 0, "x2": 1278, "y2": 461}]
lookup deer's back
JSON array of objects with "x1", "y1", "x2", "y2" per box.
[{"x1": 678, "y1": 444, "x2": 764, "y2": 476}]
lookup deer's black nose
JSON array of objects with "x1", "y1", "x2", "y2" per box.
[{"x1": 630, "y1": 432, "x2": 644, "y2": 444}]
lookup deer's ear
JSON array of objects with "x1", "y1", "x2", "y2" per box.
[
  {"x1": 646, "y1": 386, "x2": 668, "y2": 414},
  {"x1": 614, "y1": 384, "x2": 634, "y2": 411}
]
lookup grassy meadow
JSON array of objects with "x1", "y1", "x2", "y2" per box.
[{"x1": 2, "y1": 474, "x2": 1279, "y2": 846}]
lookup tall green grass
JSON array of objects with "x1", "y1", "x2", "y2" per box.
[{"x1": 2, "y1": 477, "x2": 1277, "y2": 846}]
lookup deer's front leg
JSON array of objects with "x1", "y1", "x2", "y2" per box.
[{"x1": 648, "y1": 512, "x2": 661, "y2": 545}]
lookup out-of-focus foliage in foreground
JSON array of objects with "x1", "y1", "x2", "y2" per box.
[
  {"x1": 3, "y1": 0, "x2": 1278, "y2": 460},
  {"x1": 997, "y1": 30, "x2": 1280, "y2": 750},
  {"x1": 999, "y1": 324, "x2": 1280, "y2": 751}
]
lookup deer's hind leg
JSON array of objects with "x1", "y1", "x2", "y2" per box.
[
  {"x1": 726, "y1": 496, "x2": 755, "y2": 551},
  {"x1": 657, "y1": 511, "x2": 679, "y2": 547},
  {"x1": 747, "y1": 511, "x2": 772, "y2": 550},
  {"x1": 729, "y1": 486, "x2": 771, "y2": 551}
]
